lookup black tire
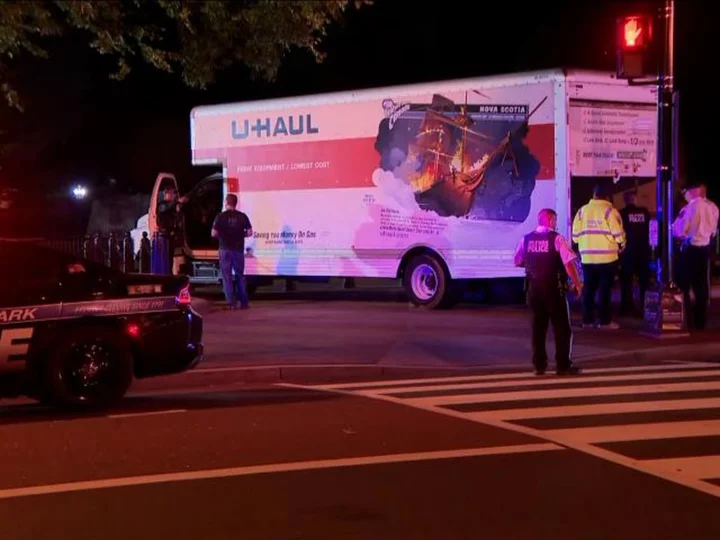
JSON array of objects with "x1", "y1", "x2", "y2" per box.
[
  {"x1": 43, "y1": 326, "x2": 134, "y2": 410},
  {"x1": 403, "y1": 253, "x2": 452, "y2": 310}
]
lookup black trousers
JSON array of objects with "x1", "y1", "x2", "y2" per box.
[
  {"x1": 528, "y1": 287, "x2": 573, "y2": 370},
  {"x1": 620, "y1": 252, "x2": 650, "y2": 314},
  {"x1": 582, "y1": 262, "x2": 617, "y2": 325},
  {"x1": 677, "y1": 245, "x2": 711, "y2": 330}
]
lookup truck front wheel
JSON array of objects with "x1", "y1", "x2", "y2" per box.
[{"x1": 403, "y1": 254, "x2": 452, "y2": 310}]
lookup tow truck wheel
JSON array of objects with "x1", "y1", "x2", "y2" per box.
[
  {"x1": 403, "y1": 253, "x2": 451, "y2": 310},
  {"x1": 44, "y1": 327, "x2": 134, "y2": 409}
]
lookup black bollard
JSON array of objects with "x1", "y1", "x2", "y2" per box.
[
  {"x1": 91, "y1": 233, "x2": 103, "y2": 264},
  {"x1": 82, "y1": 234, "x2": 92, "y2": 260},
  {"x1": 139, "y1": 232, "x2": 151, "y2": 273},
  {"x1": 107, "y1": 233, "x2": 122, "y2": 270},
  {"x1": 122, "y1": 232, "x2": 135, "y2": 273}
]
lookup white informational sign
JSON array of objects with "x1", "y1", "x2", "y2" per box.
[
  {"x1": 649, "y1": 218, "x2": 658, "y2": 248},
  {"x1": 569, "y1": 99, "x2": 657, "y2": 178}
]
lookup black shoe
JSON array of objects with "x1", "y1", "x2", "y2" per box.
[
  {"x1": 556, "y1": 364, "x2": 582, "y2": 375},
  {"x1": 534, "y1": 367, "x2": 547, "y2": 376}
]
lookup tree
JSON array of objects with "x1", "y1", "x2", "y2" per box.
[{"x1": 0, "y1": 0, "x2": 372, "y2": 111}]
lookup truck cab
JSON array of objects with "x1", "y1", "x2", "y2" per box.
[{"x1": 131, "y1": 172, "x2": 227, "y2": 284}]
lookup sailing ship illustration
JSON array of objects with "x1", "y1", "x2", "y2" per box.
[{"x1": 404, "y1": 92, "x2": 548, "y2": 217}]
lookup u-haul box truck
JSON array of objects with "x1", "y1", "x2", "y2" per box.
[{"x1": 145, "y1": 68, "x2": 658, "y2": 308}]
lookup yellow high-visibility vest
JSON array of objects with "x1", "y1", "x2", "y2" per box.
[{"x1": 572, "y1": 199, "x2": 626, "y2": 264}]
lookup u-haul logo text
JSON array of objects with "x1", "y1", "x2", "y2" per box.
[{"x1": 231, "y1": 114, "x2": 319, "y2": 140}]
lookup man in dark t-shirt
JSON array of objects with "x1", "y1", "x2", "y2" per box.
[{"x1": 212, "y1": 193, "x2": 253, "y2": 309}]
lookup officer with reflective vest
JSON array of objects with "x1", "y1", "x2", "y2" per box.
[
  {"x1": 619, "y1": 191, "x2": 651, "y2": 316},
  {"x1": 572, "y1": 183, "x2": 626, "y2": 329},
  {"x1": 514, "y1": 208, "x2": 583, "y2": 375},
  {"x1": 672, "y1": 182, "x2": 719, "y2": 330}
]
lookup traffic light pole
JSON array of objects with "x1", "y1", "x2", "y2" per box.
[
  {"x1": 656, "y1": 0, "x2": 674, "y2": 287},
  {"x1": 642, "y1": 0, "x2": 688, "y2": 337}
]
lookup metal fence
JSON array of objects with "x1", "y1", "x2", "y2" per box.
[{"x1": 39, "y1": 231, "x2": 169, "y2": 275}]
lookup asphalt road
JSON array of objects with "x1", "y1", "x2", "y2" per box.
[{"x1": 1, "y1": 358, "x2": 720, "y2": 539}]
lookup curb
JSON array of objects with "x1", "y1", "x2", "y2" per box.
[
  {"x1": 577, "y1": 342, "x2": 720, "y2": 365},
  {"x1": 188, "y1": 342, "x2": 720, "y2": 384}
]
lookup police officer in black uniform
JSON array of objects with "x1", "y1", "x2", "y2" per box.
[
  {"x1": 514, "y1": 208, "x2": 584, "y2": 375},
  {"x1": 619, "y1": 191, "x2": 651, "y2": 316},
  {"x1": 156, "y1": 187, "x2": 188, "y2": 274}
]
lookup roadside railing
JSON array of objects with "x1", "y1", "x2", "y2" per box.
[{"x1": 39, "y1": 231, "x2": 171, "y2": 275}]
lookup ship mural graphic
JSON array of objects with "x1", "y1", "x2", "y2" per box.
[{"x1": 374, "y1": 92, "x2": 548, "y2": 221}]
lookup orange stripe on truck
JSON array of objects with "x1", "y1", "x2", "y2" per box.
[{"x1": 194, "y1": 123, "x2": 555, "y2": 192}]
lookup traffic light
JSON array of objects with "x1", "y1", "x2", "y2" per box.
[{"x1": 616, "y1": 14, "x2": 654, "y2": 79}]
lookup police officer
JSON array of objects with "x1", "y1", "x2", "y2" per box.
[
  {"x1": 572, "y1": 183, "x2": 626, "y2": 329},
  {"x1": 156, "y1": 187, "x2": 188, "y2": 274},
  {"x1": 672, "y1": 183, "x2": 719, "y2": 330},
  {"x1": 619, "y1": 191, "x2": 651, "y2": 316},
  {"x1": 514, "y1": 208, "x2": 584, "y2": 375}
]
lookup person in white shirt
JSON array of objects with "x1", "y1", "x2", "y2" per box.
[{"x1": 672, "y1": 182, "x2": 719, "y2": 330}]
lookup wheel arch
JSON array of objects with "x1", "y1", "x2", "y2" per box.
[
  {"x1": 40, "y1": 320, "x2": 136, "y2": 408},
  {"x1": 29, "y1": 316, "x2": 137, "y2": 377},
  {"x1": 397, "y1": 245, "x2": 452, "y2": 280}
]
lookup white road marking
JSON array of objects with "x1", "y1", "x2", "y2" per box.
[
  {"x1": 642, "y1": 455, "x2": 720, "y2": 480},
  {"x1": 190, "y1": 363, "x2": 377, "y2": 374},
  {"x1": 544, "y1": 420, "x2": 720, "y2": 444},
  {"x1": 282, "y1": 366, "x2": 720, "y2": 499},
  {"x1": 413, "y1": 381, "x2": 720, "y2": 407},
  {"x1": 362, "y1": 369, "x2": 720, "y2": 396},
  {"x1": 107, "y1": 409, "x2": 187, "y2": 419},
  {"x1": 311, "y1": 362, "x2": 720, "y2": 390},
  {"x1": 470, "y1": 397, "x2": 720, "y2": 421},
  {"x1": 0, "y1": 443, "x2": 562, "y2": 500}
]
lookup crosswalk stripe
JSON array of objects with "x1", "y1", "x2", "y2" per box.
[
  {"x1": 312, "y1": 362, "x2": 719, "y2": 390},
  {"x1": 467, "y1": 397, "x2": 720, "y2": 421},
  {"x1": 414, "y1": 381, "x2": 720, "y2": 407},
  {"x1": 542, "y1": 420, "x2": 720, "y2": 444},
  {"x1": 641, "y1": 455, "x2": 720, "y2": 480},
  {"x1": 296, "y1": 364, "x2": 720, "y2": 498},
  {"x1": 364, "y1": 369, "x2": 720, "y2": 396}
]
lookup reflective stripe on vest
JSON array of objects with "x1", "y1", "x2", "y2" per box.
[{"x1": 574, "y1": 201, "x2": 621, "y2": 264}]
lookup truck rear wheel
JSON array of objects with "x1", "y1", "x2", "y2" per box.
[
  {"x1": 403, "y1": 253, "x2": 453, "y2": 310},
  {"x1": 43, "y1": 327, "x2": 134, "y2": 410}
]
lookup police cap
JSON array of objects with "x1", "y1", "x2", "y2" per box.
[{"x1": 682, "y1": 181, "x2": 703, "y2": 193}]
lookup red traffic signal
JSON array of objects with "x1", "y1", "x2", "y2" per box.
[
  {"x1": 617, "y1": 15, "x2": 653, "y2": 51},
  {"x1": 616, "y1": 14, "x2": 654, "y2": 79}
]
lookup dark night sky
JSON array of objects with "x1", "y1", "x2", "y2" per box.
[{"x1": 0, "y1": 0, "x2": 713, "y2": 199}]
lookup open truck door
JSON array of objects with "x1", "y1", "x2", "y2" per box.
[
  {"x1": 148, "y1": 172, "x2": 180, "y2": 240},
  {"x1": 147, "y1": 172, "x2": 184, "y2": 274}
]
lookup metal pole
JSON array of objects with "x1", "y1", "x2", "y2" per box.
[
  {"x1": 655, "y1": 0, "x2": 674, "y2": 287},
  {"x1": 666, "y1": 1, "x2": 676, "y2": 285},
  {"x1": 670, "y1": 88, "x2": 679, "y2": 284}
]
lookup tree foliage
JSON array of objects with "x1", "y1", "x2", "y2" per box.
[{"x1": 0, "y1": 0, "x2": 372, "y2": 110}]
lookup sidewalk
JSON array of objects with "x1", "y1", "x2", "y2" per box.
[{"x1": 193, "y1": 288, "x2": 720, "y2": 382}]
